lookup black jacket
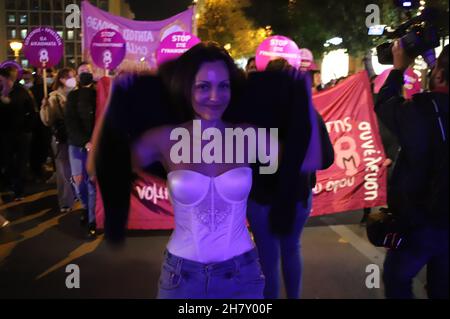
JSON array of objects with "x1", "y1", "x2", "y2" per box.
[
  {"x1": 250, "y1": 110, "x2": 334, "y2": 204},
  {"x1": 0, "y1": 83, "x2": 36, "y2": 135},
  {"x1": 65, "y1": 86, "x2": 96, "y2": 147},
  {"x1": 375, "y1": 69, "x2": 449, "y2": 228}
]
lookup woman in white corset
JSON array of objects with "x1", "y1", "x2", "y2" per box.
[
  {"x1": 130, "y1": 42, "x2": 272, "y2": 299},
  {"x1": 95, "y1": 41, "x2": 317, "y2": 299}
]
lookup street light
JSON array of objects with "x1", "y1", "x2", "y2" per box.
[{"x1": 10, "y1": 41, "x2": 23, "y2": 62}]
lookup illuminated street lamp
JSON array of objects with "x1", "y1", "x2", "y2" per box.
[{"x1": 10, "y1": 41, "x2": 23, "y2": 62}]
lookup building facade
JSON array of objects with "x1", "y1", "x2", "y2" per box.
[{"x1": 0, "y1": 0, "x2": 133, "y2": 68}]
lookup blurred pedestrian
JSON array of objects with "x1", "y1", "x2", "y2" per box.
[
  {"x1": 0, "y1": 66, "x2": 36, "y2": 200},
  {"x1": 40, "y1": 68, "x2": 77, "y2": 213},
  {"x1": 65, "y1": 62, "x2": 98, "y2": 238}
]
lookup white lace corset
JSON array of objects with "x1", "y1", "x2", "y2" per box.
[{"x1": 166, "y1": 167, "x2": 255, "y2": 263}]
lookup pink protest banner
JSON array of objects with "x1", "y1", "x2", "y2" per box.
[
  {"x1": 23, "y1": 27, "x2": 63, "y2": 68},
  {"x1": 90, "y1": 29, "x2": 126, "y2": 70},
  {"x1": 255, "y1": 35, "x2": 301, "y2": 71},
  {"x1": 298, "y1": 48, "x2": 314, "y2": 72},
  {"x1": 81, "y1": 0, "x2": 194, "y2": 75},
  {"x1": 95, "y1": 172, "x2": 174, "y2": 230},
  {"x1": 311, "y1": 71, "x2": 387, "y2": 216},
  {"x1": 156, "y1": 32, "x2": 201, "y2": 66},
  {"x1": 373, "y1": 67, "x2": 421, "y2": 99},
  {"x1": 23, "y1": 27, "x2": 63, "y2": 97}
]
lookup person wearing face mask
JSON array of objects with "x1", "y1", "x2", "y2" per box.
[
  {"x1": 65, "y1": 62, "x2": 97, "y2": 239},
  {"x1": 40, "y1": 68, "x2": 77, "y2": 213},
  {"x1": 22, "y1": 69, "x2": 34, "y2": 90},
  {"x1": 0, "y1": 66, "x2": 37, "y2": 201}
]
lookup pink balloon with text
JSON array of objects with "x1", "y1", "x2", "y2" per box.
[
  {"x1": 298, "y1": 48, "x2": 314, "y2": 71},
  {"x1": 23, "y1": 27, "x2": 63, "y2": 68},
  {"x1": 255, "y1": 35, "x2": 301, "y2": 71},
  {"x1": 156, "y1": 32, "x2": 201, "y2": 66}
]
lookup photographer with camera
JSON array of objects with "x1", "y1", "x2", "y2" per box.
[{"x1": 375, "y1": 40, "x2": 448, "y2": 299}]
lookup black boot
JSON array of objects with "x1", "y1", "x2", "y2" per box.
[{"x1": 87, "y1": 222, "x2": 97, "y2": 239}]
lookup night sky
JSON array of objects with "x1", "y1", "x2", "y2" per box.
[
  {"x1": 126, "y1": 0, "x2": 194, "y2": 20},
  {"x1": 124, "y1": 1, "x2": 282, "y2": 31}
]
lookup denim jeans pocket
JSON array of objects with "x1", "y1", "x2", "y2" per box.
[
  {"x1": 159, "y1": 262, "x2": 182, "y2": 290},
  {"x1": 234, "y1": 259, "x2": 265, "y2": 286}
]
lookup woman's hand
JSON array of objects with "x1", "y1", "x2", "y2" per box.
[
  {"x1": 41, "y1": 97, "x2": 49, "y2": 109},
  {"x1": 382, "y1": 158, "x2": 393, "y2": 167},
  {"x1": 392, "y1": 40, "x2": 415, "y2": 72}
]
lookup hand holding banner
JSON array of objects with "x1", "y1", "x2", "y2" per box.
[
  {"x1": 23, "y1": 27, "x2": 63, "y2": 97},
  {"x1": 90, "y1": 29, "x2": 126, "y2": 73}
]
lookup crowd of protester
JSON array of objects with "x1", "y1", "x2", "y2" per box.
[
  {"x1": 0, "y1": 42, "x2": 448, "y2": 299},
  {"x1": 0, "y1": 63, "x2": 97, "y2": 238}
]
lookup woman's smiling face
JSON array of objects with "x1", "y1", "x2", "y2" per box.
[{"x1": 191, "y1": 60, "x2": 231, "y2": 121}]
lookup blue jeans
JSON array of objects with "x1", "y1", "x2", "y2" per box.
[
  {"x1": 247, "y1": 196, "x2": 312, "y2": 299},
  {"x1": 68, "y1": 145, "x2": 96, "y2": 223},
  {"x1": 157, "y1": 248, "x2": 265, "y2": 299},
  {"x1": 383, "y1": 226, "x2": 449, "y2": 299}
]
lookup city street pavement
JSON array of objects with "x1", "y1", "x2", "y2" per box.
[{"x1": 0, "y1": 182, "x2": 427, "y2": 299}]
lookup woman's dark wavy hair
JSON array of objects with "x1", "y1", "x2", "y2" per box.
[
  {"x1": 96, "y1": 44, "x2": 243, "y2": 243},
  {"x1": 168, "y1": 41, "x2": 244, "y2": 123}
]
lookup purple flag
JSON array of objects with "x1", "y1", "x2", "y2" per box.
[{"x1": 81, "y1": 1, "x2": 194, "y2": 75}]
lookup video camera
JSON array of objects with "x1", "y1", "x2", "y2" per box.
[{"x1": 376, "y1": 6, "x2": 442, "y2": 66}]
